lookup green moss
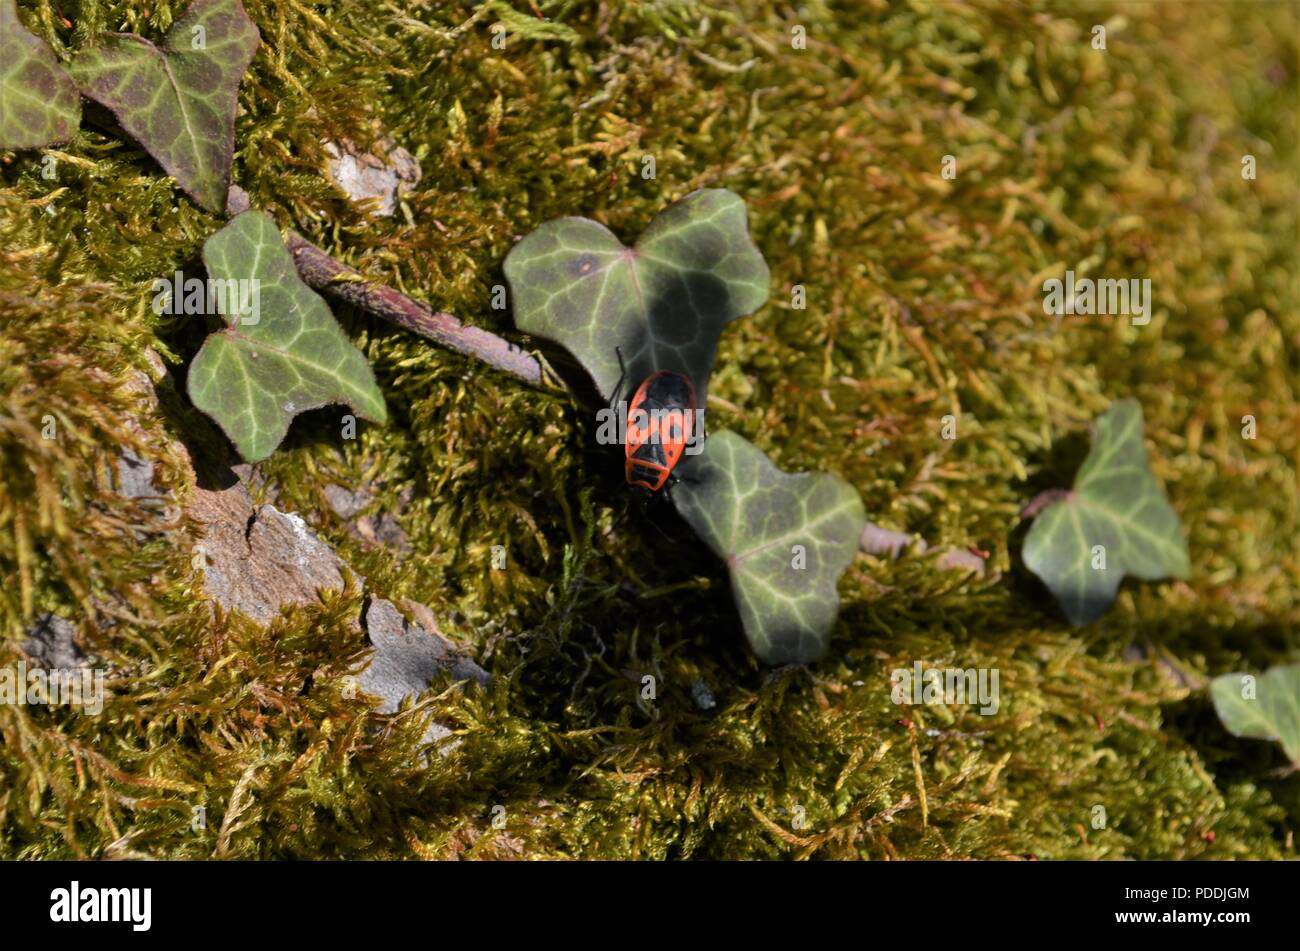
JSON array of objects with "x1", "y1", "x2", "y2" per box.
[{"x1": 0, "y1": 0, "x2": 1296, "y2": 858}]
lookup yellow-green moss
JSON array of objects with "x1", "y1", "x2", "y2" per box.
[{"x1": 0, "y1": 0, "x2": 1296, "y2": 858}]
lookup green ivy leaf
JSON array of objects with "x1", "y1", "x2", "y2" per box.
[
  {"x1": 503, "y1": 188, "x2": 770, "y2": 403},
  {"x1": 187, "y1": 211, "x2": 386, "y2": 462},
  {"x1": 0, "y1": 0, "x2": 81, "y2": 149},
  {"x1": 1022, "y1": 399, "x2": 1189, "y2": 626},
  {"x1": 672, "y1": 431, "x2": 865, "y2": 665},
  {"x1": 68, "y1": 0, "x2": 259, "y2": 212},
  {"x1": 1210, "y1": 664, "x2": 1300, "y2": 767}
]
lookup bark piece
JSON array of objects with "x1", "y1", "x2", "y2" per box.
[{"x1": 192, "y1": 482, "x2": 349, "y2": 625}]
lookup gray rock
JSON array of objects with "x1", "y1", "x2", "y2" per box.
[
  {"x1": 115, "y1": 448, "x2": 160, "y2": 501},
  {"x1": 323, "y1": 483, "x2": 369, "y2": 519},
  {"x1": 359, "y1": 598, "x2": 488, "y2": 750},
  {"x1": 324, "y1": 139, "x2": 421, "y2": 218},
  {"x1": 324, "y1": 483, "x2": 412, "y2": 553},
  {"x1": 359, "y1": 598, "x2": 488, "y2": 710},
  {"x1": 691, "y1": 679, "x2": 717, "y2": 711},
  {"x1": 22, "y1": 614, "x2": 87, "y2": 669}
]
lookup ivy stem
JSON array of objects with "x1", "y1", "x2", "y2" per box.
[
  {"x1": 225, "y1": 186, "x2": 554, "y2": 389},
  {"x1": 1020, "y1": 489, "x2": 1072, "y2": 520}
]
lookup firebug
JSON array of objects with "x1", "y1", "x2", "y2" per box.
[{"x1": 611, "y1": 348, "x2": 699, "y2": 496}]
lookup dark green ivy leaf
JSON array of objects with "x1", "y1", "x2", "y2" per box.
[
  {"x1": 68, "y1": 0, "x2": 259, "y2": 212},
  {"x1": 1022, "y1": 399, "x2": 1190, "y2": 625},
  {"x1": 187, "y1": 211, "x2": 386, "y2": 462},
  {"x1": 673, "y1": 431, "x2": 866, "y2": 665},
  {"x1": 503, "y1": 188, "x2": 770, "y2": 403},
  {"x1": 0, "y1": 0, "x2": 81, "y2": 149}
]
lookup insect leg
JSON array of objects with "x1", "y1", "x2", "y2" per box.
[{"x1": 610, "y1": 345, "x2": 628, "y2": 414}]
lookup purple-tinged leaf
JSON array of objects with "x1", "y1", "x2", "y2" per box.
[
  {"x1": 0, "y1": 0, "x2": 81, "y2": 149},
  {"x1": 68, "y1": 0, "x2": 258, "y2": 212}
]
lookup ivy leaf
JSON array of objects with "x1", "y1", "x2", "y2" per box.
[
  {"x1": 1022, "y1": 399, "x2": 1190, "y2": 626},
  {"x1": 1210, "y1": 664, "x2": 1300, "y2": 767},
  {"x1": 0, "y1": 0, "x2": 81, "y2": 149},
  {"x1": 68, "y1": 0, "x2": 259, "y2": 212},
  {"x1": 503, "y1": 188, "x2": 770, "y2": 403},
  {"x1": 672, "y1": 431, "x2": 865, "y2": 665},
  {"x1": 187, "y1": 211, "x2": 386, "y2": 463}
]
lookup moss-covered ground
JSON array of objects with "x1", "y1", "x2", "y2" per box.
[{"x1": 0, "y1": 0, "x2": 1296, "y2": 859}]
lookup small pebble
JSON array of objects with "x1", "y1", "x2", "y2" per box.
[{"x1": 691, "y1": 679, "x2": 717, "y2": 711}]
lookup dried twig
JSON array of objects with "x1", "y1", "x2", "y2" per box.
[
  {"x1": 225, "y1": 186, "x2": 555, "y2": 390},
  {"x1": 859, "y1": 521, "x2": 988, "y2": 574},
  {"x1": 283, "y1": 232, "x2": 552, "y2": 388}
]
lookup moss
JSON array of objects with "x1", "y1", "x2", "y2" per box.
[{"x1": 0, "y1": 0, "x2": 1296, "y2": 858}]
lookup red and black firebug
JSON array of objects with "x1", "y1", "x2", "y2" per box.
[{"x1": 610, "y1": 348, "x2": 700, "y2": 496}]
